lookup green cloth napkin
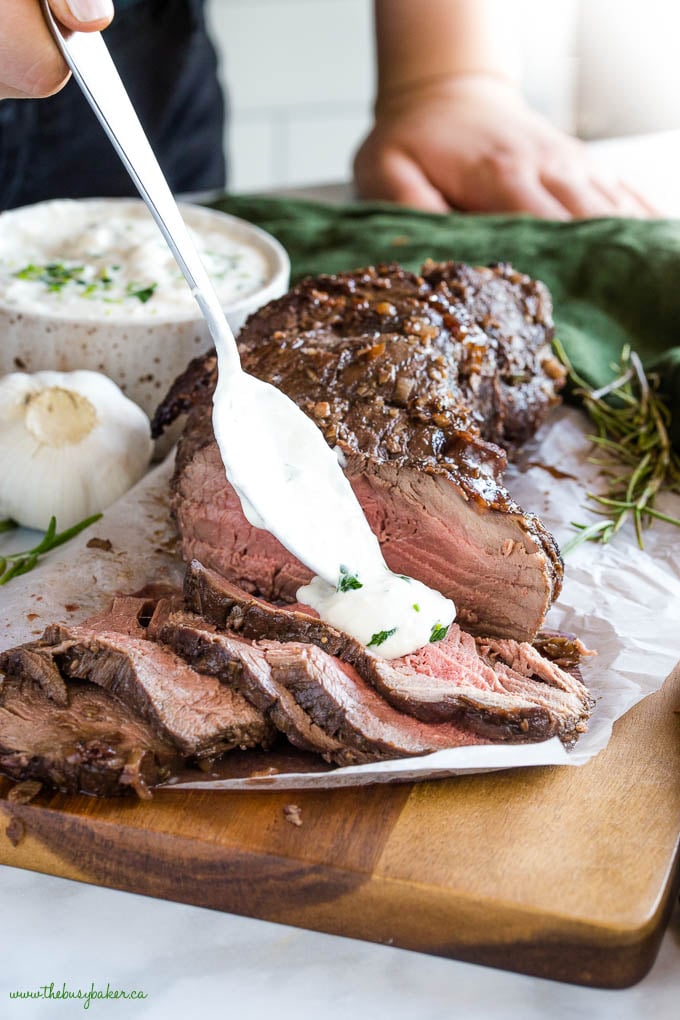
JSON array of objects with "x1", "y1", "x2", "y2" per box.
[{"x1": 211, "y1": 195, "x2": 680, "y2": 448}]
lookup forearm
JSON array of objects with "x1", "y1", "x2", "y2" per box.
[{"x1": 373, "y1": 0, "x2": 520, "y2": 108}]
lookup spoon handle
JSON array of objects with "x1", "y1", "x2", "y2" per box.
[{"x1": 40, "y1": 0, "x2": 240, "y2": 371}]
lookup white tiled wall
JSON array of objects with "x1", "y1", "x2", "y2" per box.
[
  {"x1": 205, "y1": 0, "x2": 680, "y2": 194},
  {"x1": 205, "y1": 0, "x2": 374, "y2": 192}
]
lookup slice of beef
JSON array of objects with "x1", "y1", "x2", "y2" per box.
[
  {"x1": 81, "y1": 595, "x2": 156, "y2": 638},
  {"x1": 183, "y1": 562, "x2": 592, "y2": 746},
  {"x1": 155, "y1": 261, "x2": 565, "y2": 641},
  {"x1": 34, "y1": 612, "x2": 273, "y2": 760},
  {"x1": 149, "y1": 600, "x2": 489, "y2": 765},
  {"x1": 260, "y1": 642, "x2": 490, "y2": 762},
  {"x1": 0, "y1": 644, "x2": 68, "y2": 707},
  {"x1": 0, "y1": 672, "x2": 179, "y2": 798},
  {"x1": 146, "y1": 601, "x2": 350, "y2": 762}
]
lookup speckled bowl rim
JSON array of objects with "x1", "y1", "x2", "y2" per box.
[{"x1": 0, "y1": 197, "x2": 291, "y2": 326}]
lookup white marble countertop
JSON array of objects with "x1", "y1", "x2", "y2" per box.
[{"x1": 0, "y1": 865, "x2": 678, "y2": 1020}]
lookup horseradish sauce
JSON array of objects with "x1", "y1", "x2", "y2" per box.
[
  {"x1": 0, "y1": 200, "x2": 268, "y2": 319},
  {"x1": 212, "y1": 370, "x2": 456, "y2": 660}
]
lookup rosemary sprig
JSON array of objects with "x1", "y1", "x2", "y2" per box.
[
  {"x1": 553, "y1": 339, "x2": 680, "y2": 550},
  {"x1": 0, "y1": 513, "x2": 102, "y2": 585}
]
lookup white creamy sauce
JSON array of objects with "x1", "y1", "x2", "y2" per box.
[
  {"x1": 212, "y1": 369, "x2": 456, "y2": 660},
  {"x1": 0, "y1": 201, "x2": 268, "y2": 319},
  {"x1": 298, "y1": 574, "x2": 456, "y2": 660}
]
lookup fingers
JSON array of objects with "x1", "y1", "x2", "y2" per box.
[
  {"x1": 355, "y1": 146, "x2": 450, "y2": 213},
  {"x1": 0, "y1": 0, "x2": 114, "y2": 101},
  {"x1": 487, "y1": 174, "x2": 571, "y2": 219},
  {"x1": 541, "y1": 168, "x2": 658, "y2": 219},
  {"x1": 540, "y1": 171, "x2": 618, "y2": 219},
  {"x1": 48, "y1": 0, "x2": 114, "y2": 32},
  {"x1": 465, "y1": 155, "x2": 571, "y2": 219},
  {"x1": 0, "y1": 0, "x2": 70, "y2": 99}
]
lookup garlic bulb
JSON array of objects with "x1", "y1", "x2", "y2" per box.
[{"x1": 0, "y1": 370, "x2": 153, "y2": 530}]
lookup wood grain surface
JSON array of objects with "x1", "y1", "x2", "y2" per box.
[{"x1": 1, "y1": 664, "x2": 679, "y2": 989}]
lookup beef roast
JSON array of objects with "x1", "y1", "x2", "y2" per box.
[
  {"x1": 0, "y1": 671, "x2": 179, "y2": 798},
  {"x1": 182, "y1": 561, "x2": 591, "y2": 746},
  {"x1": 154, "y1": 261, "x2": 565, "y2": 641},
  {"x1": 31, "y1": 598, "x2": 273, "y2": 759}
]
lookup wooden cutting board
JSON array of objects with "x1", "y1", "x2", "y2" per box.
[{"x1": 1, "y1": 662, "x2": 679, "y2": 989}]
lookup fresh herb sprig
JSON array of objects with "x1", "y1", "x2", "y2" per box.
[
  {"x1": 0, "y1": 513, "x2": 102, "y2": 585},
  {"x1": 554, "y1": 339, "x2": 680, "y2": 551}
]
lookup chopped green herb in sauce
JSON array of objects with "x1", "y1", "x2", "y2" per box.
[
  {"x1": 429, "y1": 622, "x2": 449, "y2": 643},
  {"x1": 337, "y1": 566, "x2": 363, "y2": 592},
  {"x1": 412, "y1": 603, "x2": 420, "y2": 612},
  {"x1": 125, "y1": 282, "x2": 157, "y2": 304},
  {"x1": 15, "y1": 262, "x2": 85, "y2": 292},
  {"x1": 13, "y1": 262, "x2": 157, "y2": 304},
  {"x1": 367, "y1": 627, "x2": 398, "y2": 648}
]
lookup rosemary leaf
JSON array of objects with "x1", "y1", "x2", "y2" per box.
[
  {"x1": 560, "y1": 519, "x2": 615, "y2": 554},
  {"x1": 0, "y1": 513, "x2": 102, "y2": 586},
  {"x1": 554, "y1": 340, "x2": 680, "y2": 550}
]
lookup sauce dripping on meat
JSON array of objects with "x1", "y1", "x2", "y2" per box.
[{"x1": 212, "y1": 369, "x2": 455, "y2": 660}]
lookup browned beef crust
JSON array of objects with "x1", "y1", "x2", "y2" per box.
[{"x1": 152, "y1": 260, "x2": 565, "y2": 452}]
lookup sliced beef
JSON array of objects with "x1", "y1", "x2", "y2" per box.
[
  {"x1": 0, "y1": 672, "x2": 179, "y2": 799},
  {"x1": 146, "y1": 601, "x2": 349, "y2": 762},
  {"x1": 182, "y1": 562, "x2": 591, "y2": 746},
  {"x1": 0, "y1": 645, "x2": 68, "y2": 707},
  {"x1": 32, "y1": 605, "x2": 272, "y2": 760},
  {"x1": 149, "y1": 600, "x2": 490, "y2": 765},
  {"x1": 262, "y1": 642, "x2": 490, "y2": 762},
  {"x1": 155, "y1": 261, "x2": 565, "y2": 641},
  {"x1": 81, "y1": 595, "x2": 156, "y2": 638}
]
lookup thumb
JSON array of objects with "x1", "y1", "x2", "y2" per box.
[
  {"x1": 355, "y1": 145, "x2": 450, "y2": 213},
  {"x1": 48, "y1": 0, "x2": 114, "y2": 31}
]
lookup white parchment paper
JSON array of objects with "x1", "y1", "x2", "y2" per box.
[{"x1": 1, "y1": 406, "x2": 678, "y2": 789}]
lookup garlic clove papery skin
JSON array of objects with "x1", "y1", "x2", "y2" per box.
[{"x1": 0, "y1": 369, "x2": 153, "y2": 531}]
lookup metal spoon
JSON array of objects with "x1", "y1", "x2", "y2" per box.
[{"x1": 40, "y1": 3, "x2": 387, "y2": 585}]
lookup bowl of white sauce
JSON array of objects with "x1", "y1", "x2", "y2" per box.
[{"x1": 0, "y1": 197, "x2": 290, "y2": 421}]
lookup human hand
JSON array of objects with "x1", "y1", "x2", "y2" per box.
[
  {"x1": 354, "y1": 74, "x2": 656, "y2": 219},
  {"x1": 0, "y1": 0, "x2": 113, "y2": 100}
]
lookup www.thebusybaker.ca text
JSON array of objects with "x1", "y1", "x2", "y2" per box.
[{"x1": 9, "y1": 981, "x2": 148, "y2": 1009}]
